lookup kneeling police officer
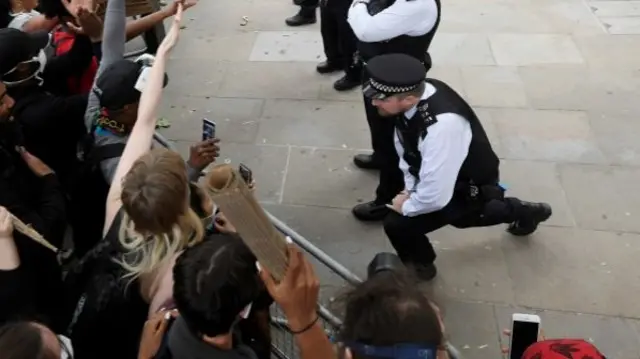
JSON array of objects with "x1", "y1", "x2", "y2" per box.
[{"x1": 364, "y1": 53, "x2": 553, "y2": 281}]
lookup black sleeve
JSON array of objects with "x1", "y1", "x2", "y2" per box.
[
  {"x1": 0, "y1": 174, "x2": 67, "y2": 245},
  {"x1": 92, "y1": 41, "x2": 103, "y2": 63},
  {"x1": 0, "y1": 266, "x2": 36, "y2": 323},
  {"x1": 42, "y1": 34, "x2": 94, "y2": 84}
]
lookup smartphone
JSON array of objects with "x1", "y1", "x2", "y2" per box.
[
  {"x1": 202, "y1": 118, "x2": 216, "y2": 141},
  {"x1": 509, "y1": 313, "x2": 541, "y2": 359},
  {"x1": 238, "y1": 163, "x2": 253, "y2": 184}
]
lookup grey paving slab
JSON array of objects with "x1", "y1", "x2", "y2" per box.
[
  {"x1": 429, "y1": 226, "x2": 516, "y2": 304},
  {"x1": 282, "y1": 148, "x2": 378, "y2": 208},
  {"x1": 538, "y1": 2, "x2": 606, "y2": 35},
  {"x1": 439, "y1": 301, "x2": 502, "y2": 359},
  {"x1": 217, "y1": 61, "x2": 322, "y2": 99},
  {"x1": 158, "y1": 95, "x2": 263, "y2": 143},
  {"x1": 170, "y1": 142, "x2": 288, "y2": 203},
  {"x1": 171, "y1": 30, "x2": 257, "y2": 60},
  {"x1": 589, "y1": 112, "x2": 640, "y2": 166},
  {"x1": 499, "y1": 160, "x2": 576, "y2": 228},
  {"x1": 488, "y1": 109, "x2": 607, "y2": 164},
  {"x1": 430, "y1": 33, "x2": 496, "y2": 66},
  {"x1": 573, "y1": 34, "x2": 640, "y2": 70},
  {"x1": 589, "y1": 1, "x2": 640, "y2": 16},
  {"x1": 428, "y1": 66, "x2": 467, "y2": 98},
  {"x1": 459, "y1": 66, "x2": 529, "y2": 108},
  {"x1": 164, "y1": 59, "x2": 227, "y2": 97},
  {"x1": 494, "y1": 305, "x2": 640, "y2": 358},
  {"x1": 488, "y1": 34, "x2": 584, "y2": 65},
  {"x1": 519, "y1": 65, "x2": 640, "y2": 117},
  {"x1": 257, "y1": 99, "x2": 369, "y2": 148},
  {"x1": 558, "y1": 164, "x2": 640, "y2": 233},
  {"x1": 500, "y1": 226, "x2": 640, "y2": 317},
  {"x1": 249, "y1": 31, "x2": 324, "y2": 62},
  {"x1": 600, "y1": 16, "x2": 640, "y2": 34}
]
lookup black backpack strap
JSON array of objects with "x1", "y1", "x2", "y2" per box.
[{"x1": 90, "y1": 143, "x2": 126, "y2": 164}]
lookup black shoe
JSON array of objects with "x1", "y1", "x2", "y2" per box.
[
  {"x1": 353, "y1": 154, "x2": 381, "y2": 170},
  {"x1": 333, "y1": 75, "x2": 361, "y2": 91},
  {"x1": 352, "y1": 201, "x2": 389, "y2": 221},
  {"x1": 285, "y1": 13, "x2": 316, "y2": 26},
  {"x1": 507, "y1": 201, "x2": 552, "y2": 236},
  {"x1": 316, "y1": 61, "x2": 341, "y2": 74},
  {"x1": 415, "y1": 263, "x2": 438, "y2": 281}
]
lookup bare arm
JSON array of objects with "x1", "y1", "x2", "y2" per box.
[
  {"x1": 20, "y1": 15, "x2": 59, "y2": 32},
  {"x1": 125, "y1": 1, "x2": 196, "y2": 42},
  {"x1": 103, "y1": 4, "x2": 185, "y2": 235}
]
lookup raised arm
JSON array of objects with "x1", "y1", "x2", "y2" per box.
[
  {"x1": 84, "y1": 0, "x2": 127, "y2": 130},
  {"x1": 103, "y1": 3, "x2": 185, "y2": 234}
]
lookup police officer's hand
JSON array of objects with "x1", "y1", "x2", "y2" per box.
[
  {"x1": 387, "y1": 192, "x2": 409, "y2": 214},
  {"x1": 138, "y1": 309, "x2": 178, "y2": 359},
  {"x1": 16, "y1": 147, "x2": 54, "y2": 177},
  {"x1": 213, "y1": 212, "x2": 237, "y2": 234},
  {"x1": 187, "y1": 138, "x2": 220, "y2": 171}
]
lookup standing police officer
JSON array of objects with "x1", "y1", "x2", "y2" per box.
[
  {"x1": 347, "y1": 0, "x2": 441, "y2": 221},
  {"x1": 364, "y1": 53, "x2": 552, "y2": 281}
]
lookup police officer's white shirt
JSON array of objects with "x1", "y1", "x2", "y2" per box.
[
  {"x1": 348, "y1": 0, "x2": 438, "y2": 43},
  {"x1": 396, "y1": 83, "x2": 472, "y2": 217}
]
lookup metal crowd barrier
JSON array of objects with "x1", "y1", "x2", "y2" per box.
[{"x1": 154, "y1": 133, "x2": 462, "y2": 359}]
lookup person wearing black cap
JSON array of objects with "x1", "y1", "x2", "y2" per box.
[
  {"x1": 0, "y1": 27, "x2": 89, "y2": 187},
  {"x1": 84, "y1": 0, "x2": 217, "y2": 186},
  {"x1": 364, "y1": 53, "x2": 552, "y2": 281},
  {"x1": 347, "y1": 0, "x2": 442, "y2": 222}
]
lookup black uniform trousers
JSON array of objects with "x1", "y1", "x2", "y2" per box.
[
  {"x1": 320, "y1": 2, "x2": 359, "y2": 73},
  {"x1": 295, "y1": 0, "x2": 319, "y2": 15},
  {"x1": 384, "y1": 195, "x2": 529, "y2": 266},
  {"x1": 362, "y1": 70, "x2": 405, "y2": 204}
]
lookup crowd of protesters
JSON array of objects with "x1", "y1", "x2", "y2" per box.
[{"x1": 0, "y1": 0, "x2": 607, "y2": 358}]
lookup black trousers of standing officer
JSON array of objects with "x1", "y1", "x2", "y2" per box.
[
  {"x1": 320, "y1": 1, "x2": 359, "y2": 76},
  {"x1": 362, "y1": 70, "x2": 405, "y2": 205},
  {"x1": 295, "y1": 0, "x2": 318, "y2": 17},
  {"x1": 384, "y1": 194, "x2": 529, "y2": 267}
]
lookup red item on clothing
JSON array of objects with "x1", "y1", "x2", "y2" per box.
[
  {"x1": 522, "y1": 339, "x2": 606, "y2": 359},
  {"x1": 52, "y1": 27, "x2": 98, "y2": 95}
]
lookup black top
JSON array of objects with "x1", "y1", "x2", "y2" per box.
[
  {"x1": 363, "y1": 53, "x2": 426, "y2": 99},
  {"x1": 68, "y1": 211, "x2": 149, "y2": 359}
]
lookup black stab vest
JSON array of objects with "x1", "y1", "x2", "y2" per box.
[
  {"x1": 395, "y1": 79, "x2": 500, "y2": 193},
  {"x1": 358, "y1": 0, "x2": 441, "y2": 63}
]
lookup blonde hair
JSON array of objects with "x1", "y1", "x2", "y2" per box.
[{"x1": 116, "y1": 148, "x2": 205, "y2": 280}]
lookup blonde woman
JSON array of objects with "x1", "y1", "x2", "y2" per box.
[{"x1": 63, "y1": 1, "x2": 190, "y2": 358}]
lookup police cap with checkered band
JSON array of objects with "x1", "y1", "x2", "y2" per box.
[{"x1": 363, "y1": 53, "x2": 426, "y2": 100}]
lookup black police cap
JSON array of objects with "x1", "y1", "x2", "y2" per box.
[{"x1": 363, "y1": 53, "x2": 426, "y2": 99}]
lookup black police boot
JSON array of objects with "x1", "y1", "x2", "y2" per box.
[
  {"x1": 334, "y1": 65, "x2": 362, "y2": 91},
  {"x1": 507, "y1": 201, "x2": 552, "y2": 236},
  {"x1": 353, "y1": 154, "x2": 382, "y2": 170},
  {"x1": 285, "y1": 8, "x2": 316, "y2": 26},
  {"x1": 415, "y1": 263, "x2": 438, "y2": 282},
  {"x1": 333, "y1": 74, "x2": 361, "y2": 91},
  {"x1": 316, "y1": 61, "x2": 342, "y2": 74},
  {"x1": 352, "y1": 200, "x2": 389, "y2": 221}
]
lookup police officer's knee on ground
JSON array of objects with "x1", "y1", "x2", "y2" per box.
[{"x1": 363, "y1": 53, "x2": 552, "y2": 281}]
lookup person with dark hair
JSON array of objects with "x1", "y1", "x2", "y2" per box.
[
  {"x1": 0, "y1": 0, "x2": 58, "y2": 31},
  {"x1": 361, "y1": 53, "x2": 551, "y2": 281},
  {"x1": 338, "y1": 269, "x2": 446, "y2": 359},
  {"x1": 285, "y1": 0, "x2": 317, "y2": 26},
  {"x1": 0, "y1": 321, "x2": 74, "y2": 359},
  {"x1": 164, "y1": 234, "x2": 264, "y2": 359}
]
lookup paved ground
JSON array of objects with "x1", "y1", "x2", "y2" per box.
[{"x1": 152, "y1": 0, "x2": 640, "y2": 356}]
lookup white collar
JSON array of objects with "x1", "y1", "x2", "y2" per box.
[{"x1": 404, "y1": 82, "x2": 436, "y2": 119}]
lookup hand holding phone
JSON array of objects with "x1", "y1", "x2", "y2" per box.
[
  {"x1": 202, "y1": 118, "x2": 216, "y2": 141},
  {"x1": 509, "y1": 313, "x2": 541, "y2": 359},
  {"x1": 239, "y1": 163, "x2": 253, "y2": 184}
]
